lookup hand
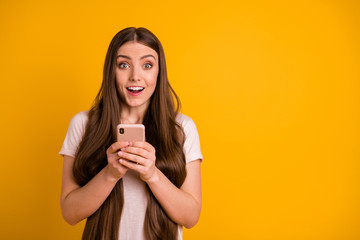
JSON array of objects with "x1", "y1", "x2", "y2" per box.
[
  {"x1": 106, "y1": 141, "x2": 131, "y2": 181},
  {"x1": 117, "y1": 141, "x2": 157, "y2": 182}
]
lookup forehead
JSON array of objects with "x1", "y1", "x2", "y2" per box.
[{"x1": 117, "y1": 41, "x2": 158, "y2": 60}]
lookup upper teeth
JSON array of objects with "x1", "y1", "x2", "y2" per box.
[{"x1": 128, "y1": 87, "x2": 144, "y2": 91}]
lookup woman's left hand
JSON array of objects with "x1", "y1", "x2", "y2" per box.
[{"x1": 117, "y1": 141, "x2": 157, "y2": 182}]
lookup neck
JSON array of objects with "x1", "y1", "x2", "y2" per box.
[{"x1": 120, "y1": 104, "x2": 148, "y2": 124}]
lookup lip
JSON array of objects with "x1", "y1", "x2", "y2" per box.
[{"x1": 126, "y1": 86, "x2": 145, "y2": 96}]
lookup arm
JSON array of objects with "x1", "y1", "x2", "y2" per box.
[
  {"x1": 146, "y1": 159, "x2": 202, "y2": 229},
  {"x1": 60, "y1": 142, "x2": 130, "y2": 225},
  {"x1": 118, "y1": 142, "x2": 202, "y2": 228}
]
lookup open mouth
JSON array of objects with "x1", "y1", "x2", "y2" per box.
[{"x1": 126, "y1": 86, "x2": 144, "y2": 93}]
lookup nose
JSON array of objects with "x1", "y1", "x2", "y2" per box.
[{"x1": 129, "y1": 65, "x2": 141, "y2": 82}]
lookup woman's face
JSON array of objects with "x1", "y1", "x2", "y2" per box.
[{"x1": 115, "y1": 41, "x2": 159, "y2": 111}]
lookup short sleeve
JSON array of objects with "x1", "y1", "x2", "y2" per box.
[
  {"x1": 59, "y1": 111, "x2": 88, "y2": 158},
  {"x1": 177, "y1": 113, "x2": 203, "y2": 164}
]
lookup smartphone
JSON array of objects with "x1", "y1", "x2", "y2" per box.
[{"x1": 116, "y1": 124, "x2": 145, "y2": 142}]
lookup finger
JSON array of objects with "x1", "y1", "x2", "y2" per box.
[
  {"x1": 118, "y1": 159, "x2": 130, "y2": 169},
  {"x1": 109, "y1": 157, "x2": 128, "y2": 170},
  {"x1": 118, "y1": 151, "x2": 145, "y2": 165},
  {"x1": 120, "y1": 159, "x2": 144, "y2": 170},
  {"x1": 122, "y1": 147, "x2": 155, "y2": 163},
  {"x1": 129, "y1": 141, "x2": 155, "y2": 153},
  {"x1": 121, "y1": 146, "x2": 149, "y2": 158},
  {"x1": 107, "y1": 141, "x2": 130, "y2": 154}
]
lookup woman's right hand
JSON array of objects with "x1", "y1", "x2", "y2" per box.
[
  {"x1": 61, "y1": 141, "x2": 131, "y2": 225},
  {"x1": 106, "y1": 141, "x2": 131, "y2": 181}
]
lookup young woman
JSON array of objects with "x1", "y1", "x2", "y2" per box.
[{"x1": 59, "y1": 27, "x2": 203, "y2": 240}]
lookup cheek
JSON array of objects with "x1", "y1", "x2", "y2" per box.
[
  {"x1": 115, "y1": 77, "x2": 127, "y2": 97},
  {"x1": 115, "y1": 73, "x2": 127, "y2": 87},
  {"x1": 148, "y1": 78, "x2": 157, "y2": 94},
  {"x1": 150, "y1": 70, "x2": 159, "y2": 87}
]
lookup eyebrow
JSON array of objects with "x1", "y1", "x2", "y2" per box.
[{"x1": 116, "y1": 54, "x2": 156, "y2": 60}]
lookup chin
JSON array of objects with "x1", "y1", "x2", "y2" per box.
[{"x1": 126, "y1": 100, "x2": 149, "y2": 109}]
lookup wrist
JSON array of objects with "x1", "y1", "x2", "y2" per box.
[
  {"x1": 144, "y1": 167, "x2": 160, "y2": 184},
  {"x1": 103, "y1": 164, "x2": 121, "y2": 184}
]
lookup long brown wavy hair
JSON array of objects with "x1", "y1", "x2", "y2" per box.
[{"x1": 72, "y1": 27, "x2": 187, "y2": 240}]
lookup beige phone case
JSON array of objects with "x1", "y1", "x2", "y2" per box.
[{"x1": 117, "y1": 124, "x2": 145, "y2": 142}]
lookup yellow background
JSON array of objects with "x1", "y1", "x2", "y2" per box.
[{"x1": 0, "y1": 0, "x2": 359, "y2": 239}]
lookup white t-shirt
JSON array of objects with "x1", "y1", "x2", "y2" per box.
[{"x1": 59, "y1": 111, "x2": 203, "y2": 240}]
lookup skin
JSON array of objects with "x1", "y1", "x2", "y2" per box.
[
  {"x1": 60, "y1": 41, "x2": 202, "y2": 229},
  {"x1": 115, "y1": 41, "x2": 158, "y2": 123}
]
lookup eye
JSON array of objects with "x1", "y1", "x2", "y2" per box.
[
  {"x1": 144, "y1": 63, "x2": 153, "y2": 69},
  {"x1": 119, "y1": 62, "x2": 129, "y2": 69}
]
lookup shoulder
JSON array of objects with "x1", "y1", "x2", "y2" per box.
[
  {"x1": 68, "y1": 111, "x2": 89, "y2": 129},
  {"x1": 70, "y1": 111, "x2": 89, "y2": 124},
  {"x1": 175, "y1": 112, "x2": 200, "y2": 142},
  {"x1": 67, "y1": 111, "x2": 89, "y2": 137},
  {"x1": 176, "y1": 112, "x2": 196, "y2": 130},
  {"x1": 59, "y1": 111, "x2": 89, "y2": 157},
  {"x1": 176, "y1": 113, "x2": 203, "y2": 163}
]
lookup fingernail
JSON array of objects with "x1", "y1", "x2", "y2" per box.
[{"x1": 118, "y1": 151, "x2": 123, "y2": 156}]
